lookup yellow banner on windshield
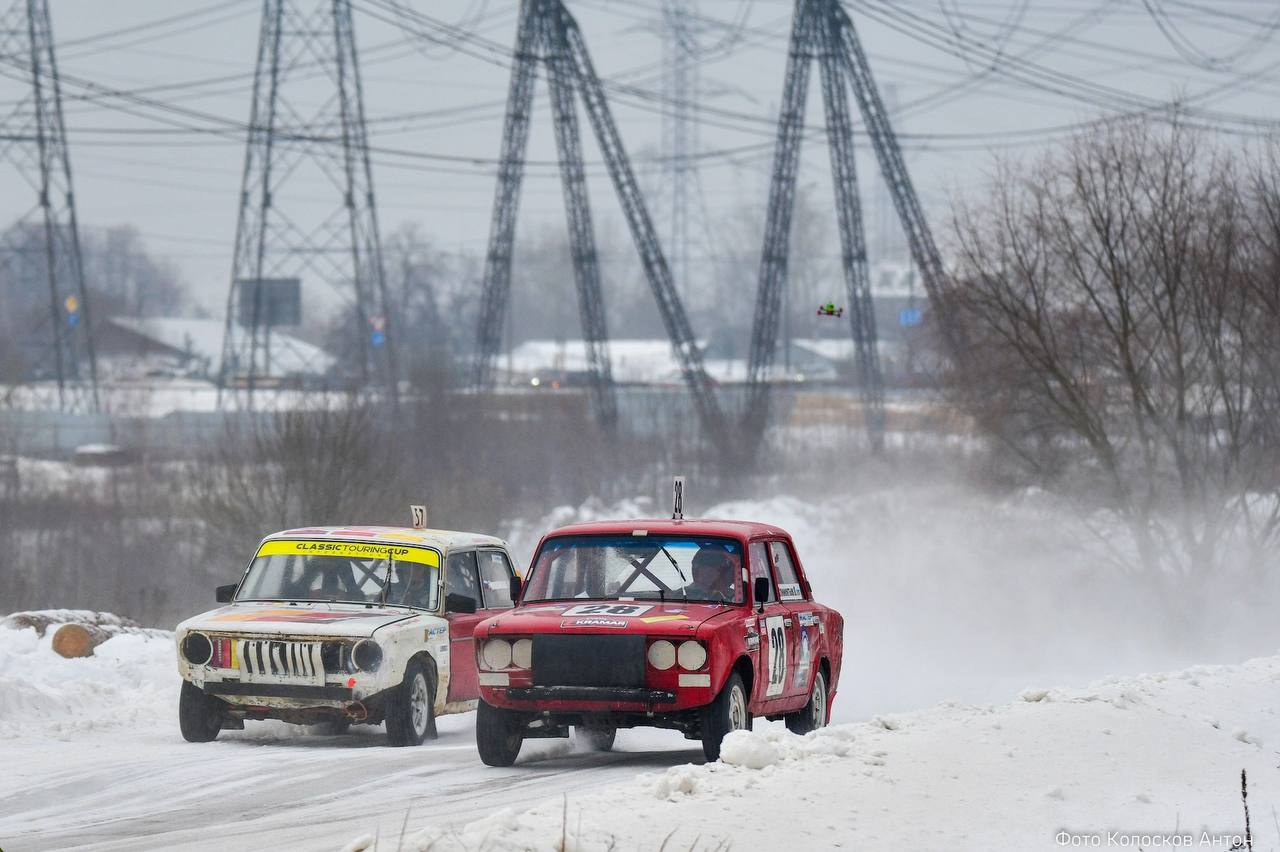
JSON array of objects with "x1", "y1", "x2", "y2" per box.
[{"x1": 256, "y1": 539, "x2": 440, "y2": 567}]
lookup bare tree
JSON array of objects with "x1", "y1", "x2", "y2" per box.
[
  {"x1": 197, "y1": 394, "x2": 398, "y2": 553},
  {"x1": 947, "y1": 119, "x2": 1280, "y2": 582}
]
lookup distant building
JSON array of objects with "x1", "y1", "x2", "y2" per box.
[
  {"x1": 503, "y1": 337, "x2": 854, "y2": 387},
  {"x1": 96, "y1": 317, "x2": 335, "y2": 383}
]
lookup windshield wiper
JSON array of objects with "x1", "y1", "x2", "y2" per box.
[{"x1": 657, "y1": 545, "x2": 688, "y2": 601}]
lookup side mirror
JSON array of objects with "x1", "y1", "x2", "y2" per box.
[
  {"x1": 753, "y1": 577, "x2": 771, "y2": 609},
  {"x1": 509, "y1": 575, "x2": 523, "y2": 604},
  {"x1": 445, "y1": 592, "x2": 478, "y2": 614},
  {"x1": 215, "y1": 584, "x2": 237, "y2": 603}
]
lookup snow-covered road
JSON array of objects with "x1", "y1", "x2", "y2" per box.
[
  {"x1": 7, "y1": 487, "x2": 1280, "y2": 850},
  {"x1": 1, "y1": 625, "x2": 1276, "y2": 851},
  {"x1": 0, "y1": 624, "x2": 710, "y2": 851},
  {"x1": 0, "y1": 715, "x2": 705, "y2": 851}
]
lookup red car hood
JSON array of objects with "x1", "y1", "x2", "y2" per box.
[{"x1": 479, "y1": 600, "x2": 741, "y2": 637}]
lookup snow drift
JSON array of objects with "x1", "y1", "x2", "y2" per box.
[
  {"x1": 352, "y1": 655, "x2": 1277, "y2": 851},
  {"x1": 0, "y1": 622, "x2": 175, "y2": 737}
]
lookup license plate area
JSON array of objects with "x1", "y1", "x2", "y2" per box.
[{"x1": 532, "y1": 634, "x2": 645, "y2": 688}]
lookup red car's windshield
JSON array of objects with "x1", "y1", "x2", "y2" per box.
[{"x1": 523, "y1": 534, "x2": 744, "y2": 604}]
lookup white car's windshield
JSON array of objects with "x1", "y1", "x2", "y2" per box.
[
  {"x1": 237, "y1": 549, "x2": 439, "y2": 610},
  {"x1": 523, "y1": 534, "x2": 743, "y2": 604}
]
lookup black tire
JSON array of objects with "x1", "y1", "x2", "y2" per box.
[
  {"x1": 575, "y1": 724, "x2": 616, "y2": 752},
  {"x1": 785, "y1": 668, "x2": 828, "y2": 735},
  {"x1": 179, "y1": 680, "x2": 223, "y2": 743},
  {"x1": 476, "y1": 700, "x2": 524, "y2": 767},
  {"x1": 701, "y1": 671, "x2": 750, "y2": 762},
  {"x1": 385, "y1": 658, "x2": 437, "y2": 747}
]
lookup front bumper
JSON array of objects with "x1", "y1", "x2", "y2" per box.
[
  {"x1": 507, "y1": 685, "x2": 677, "y2": 704},
  {"x1": 203, "y1": 682, "x2": 354, "y2": 702}
]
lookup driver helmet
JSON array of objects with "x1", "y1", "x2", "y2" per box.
[{"x1": 691, "y1": 546, "x2": 735, "y2": 595}]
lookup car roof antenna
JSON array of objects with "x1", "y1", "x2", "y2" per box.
[{"x1": 672, "y1": 475, "x2": 685, "y2": 521}]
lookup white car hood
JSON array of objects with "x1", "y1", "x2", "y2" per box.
[{"x1": 178, "y1": 601, "x2": 420, "y2": 639}]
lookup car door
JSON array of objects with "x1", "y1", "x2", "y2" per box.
[
  {"x1": 768, "y1": 539, "x2": 814, "y2": 705},
  {"x1": 444, "y1": 549, "x2": 485, "y2": 702},
  {"x1": 476, "y1": 548, "x2": 517, "y2": 610},
  {"x1": 748, "y1": 540, "x2": 792, "y2": 710}
]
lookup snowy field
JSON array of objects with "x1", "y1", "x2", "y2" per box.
[
  {"x1": 0, "y1": 626, "x2": 1271, "y2": 851},
  {"x1": 3, "y1": 489, "x2": 1277, "y2": 850}
]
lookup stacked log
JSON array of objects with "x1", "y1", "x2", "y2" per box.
[{"x1": 1, "y1": 610, "x2": 169, "y2": 657}]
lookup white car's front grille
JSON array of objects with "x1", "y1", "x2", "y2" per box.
[{"x1": 238, "y1": 639, "x2": 324, "y2": 685}]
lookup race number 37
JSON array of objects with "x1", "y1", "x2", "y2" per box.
[
  {"x1": 563, "y1": 603, "x2": 654, "y2": 617},
  {"x1": 764, "y1": 615, "x2": 787, "y2": 696}
]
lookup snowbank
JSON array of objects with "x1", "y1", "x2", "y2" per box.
[
  {"x1": 357, "y1": 655, "x2": 1277, "y2": 851},
  {"x1": 0, "y1": 624, "x2": 177, "y2": 737}
]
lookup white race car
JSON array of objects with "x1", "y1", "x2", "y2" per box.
[{"x1": 175, "y1": 525, "x2": 519, "y2": 745}]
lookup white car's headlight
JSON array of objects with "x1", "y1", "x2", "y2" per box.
[
  {"x1": 181, "y1": 632, "x2": 213, "y2": 665},
  {"x1": 351, "y1": 639, "x2": 383, "y2": 672},
  {"x1": 647, "y1": 639, "x2": 676, "y2": 670},
  {"x1": 481, "y1": 639, "x2": 512, "y2": 671}
]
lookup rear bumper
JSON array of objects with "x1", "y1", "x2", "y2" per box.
[
  {"x1": 203, "y1": 682, "x2": 353, "y2": 702},
  {"x1": 507, "y1": 685, "x2": 677, "y2": 704}
]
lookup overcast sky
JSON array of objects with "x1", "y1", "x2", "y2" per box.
[{"x1": 3, "y1": 0, "x2": 1279, "y2": 318}]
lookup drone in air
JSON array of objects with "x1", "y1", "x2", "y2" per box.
[{"x1": 816, "y1": 302, "x2": 844, "y2": 318}]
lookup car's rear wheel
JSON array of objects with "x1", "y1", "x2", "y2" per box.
[
  {"x1": 386, "y1": 658, "x2": 437, "y2": 746},
  {"x1": 476, "y1": 701, "x2": 524, "y2": 766},
  {"x1": 785, "y1": 668, "x2": 828, "y2": 735},
  {"x1": 701, "y1": 671, "x2": 750, "y2": 762},
  {"x1": 575, "y1": 724, "x2": 616, "y2": 752},
  {"x1": 178, "y1": 680, "x2": 223, "y2": 743}
]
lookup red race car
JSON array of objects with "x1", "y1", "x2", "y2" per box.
[{"x1": 472, "y1": 517, "x2": 844, "y2": 765}]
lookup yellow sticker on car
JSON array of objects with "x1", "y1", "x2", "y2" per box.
[
  {"x1": 256, "y1": 539, "x2": 440, "y2": 566},
  {"x1": 639, "y1": 614, "x2": 688, "y2": 624}
]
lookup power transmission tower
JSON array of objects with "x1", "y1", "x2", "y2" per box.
[
  {"x1": 748, "y1": 0, "x2": 955, "y2": 450},
  {"x1": 219, "y1": 0, "x2": 396, "y2": 407},
  {"x1": 475, "y1": 0, "x2": 727, "y2": 440},
  {"x1": 662, "y1": 0, "x2": 699, "y2": 304},
  {"x1": 0, "y1": 0, "x2": 99, "y2": 413}
]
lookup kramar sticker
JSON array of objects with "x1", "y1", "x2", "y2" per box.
[{"x1": 561, "y1": 618, "x2": 628, "y2": 629}]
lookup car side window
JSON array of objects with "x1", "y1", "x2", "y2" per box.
[
  {"x1": 748, "y1": 541, "x2": 776, "y2": 603},
  {"x1": 445, "y1": 550, "x2": 481, "y2": 605},
  {"x1": 477, "y1": 550, "x2": 514, "y2": 609},
  {"x1": 768, "y1": 541, "x2": 805, "y2": 601}
]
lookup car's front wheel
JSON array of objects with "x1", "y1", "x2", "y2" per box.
[
  {"x1": 386, "y1": 658, "x2": 437, "y2": 746},
  {"x1": 785, "y1": 668, "x2": 828, "y2": 735},
  {"x1": 178, "y1": 680, "x2": 223, "y2": 743},
  {"x1": 476, "y1": 701, "x2": 525, "y2": 766},
  {"x1": 701, "y1": 671, "x2": 750, "y2": 762},
  {"x1": 575, "y1": 724, "x2": 616, "y2": 752}
]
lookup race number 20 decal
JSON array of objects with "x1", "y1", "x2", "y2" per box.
[
  {"x1": 764, "y1": 615, "x2": 787, "y2": 697},
  {"x1": 562, "y1": 603, "x2": 654, "y2": 617}
]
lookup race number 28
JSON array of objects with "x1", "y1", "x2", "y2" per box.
[
  {"x1": 765, "y1": 615, "x2": 787, "y2": 696},
  {"x1": 563, "y1": 603, "x2": 654, "y2": 617}
]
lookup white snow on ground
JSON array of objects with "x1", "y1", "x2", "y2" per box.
[
  {"x1": 359, "y1": 656, "x2": 1278, "y2": 851},
  {"x1": 2, "y1": 625, "x2": 1270, "y2": 851},
  {"x1": 0, "y1": 626, "x2": 174, "y2": 738}
]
